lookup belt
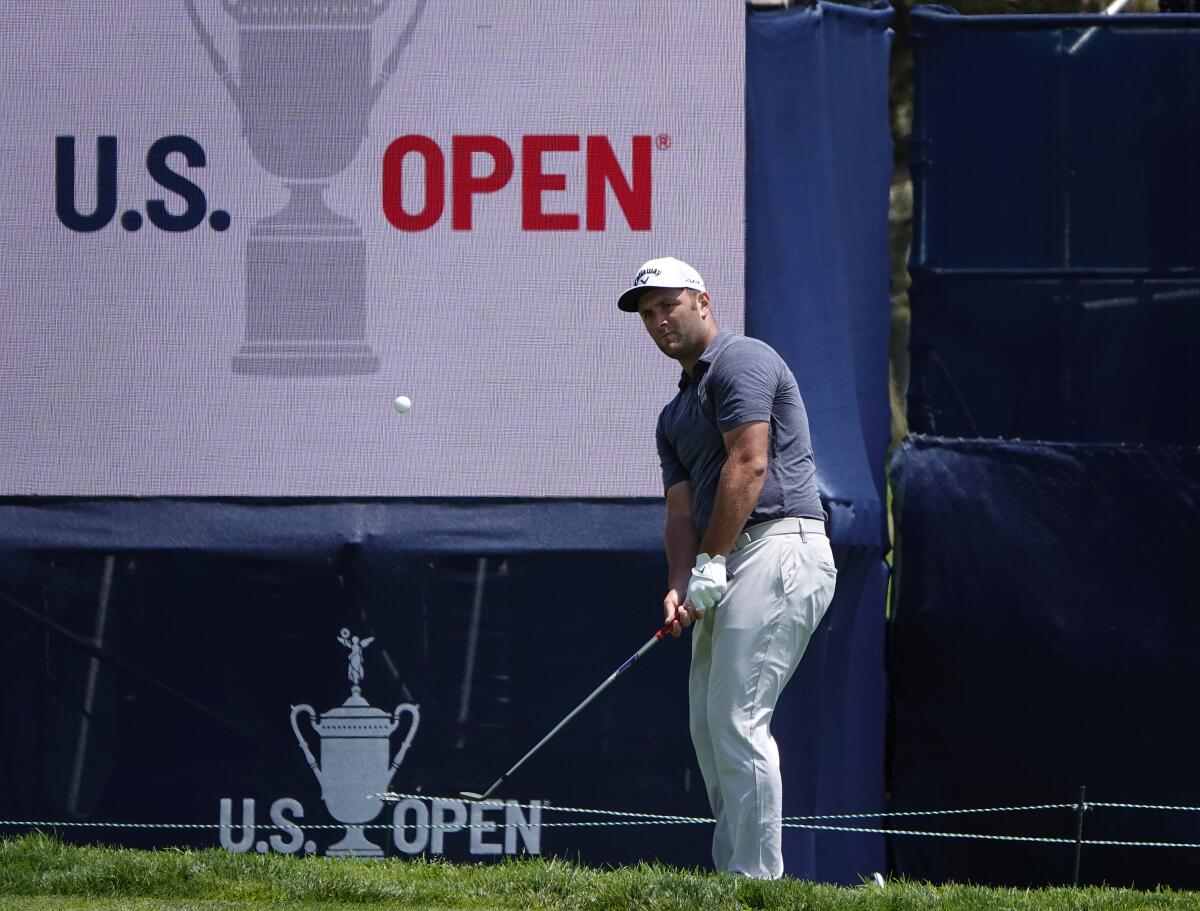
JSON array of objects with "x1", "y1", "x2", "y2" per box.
[{"x1": 733, "y1": 517, "x2": 826, "y2": 552}]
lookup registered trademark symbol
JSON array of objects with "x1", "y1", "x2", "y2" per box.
[{"x1": 656, "y1": 134, "x2": 671, "y2": 150}]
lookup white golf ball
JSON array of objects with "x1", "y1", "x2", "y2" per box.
[{"x1": 393, "y1": 395, "x2": 412, "y2": 414}]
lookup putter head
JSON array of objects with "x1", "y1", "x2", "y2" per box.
[{"x1": 459, "y1": 791, "x2": 484, "y2": 801}]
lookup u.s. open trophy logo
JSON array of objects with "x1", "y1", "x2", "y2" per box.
[
  {"x1": 184, "y1": 0, "x2": 427, "y2": 377},
  {"x1": 290, "y1": 629, "x2": 420, "y2": 856}
]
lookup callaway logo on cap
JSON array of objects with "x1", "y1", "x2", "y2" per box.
[{"x1": 618, "y1": 257, "x2": 706, "y2": 312}]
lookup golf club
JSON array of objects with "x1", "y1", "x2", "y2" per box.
[{"x1": 460, "y1": 619, "x2": 677, "y2": 801}]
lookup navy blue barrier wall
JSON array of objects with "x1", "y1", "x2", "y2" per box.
[
  {"x1": 0, "y1": 1, "x2": 893, "y2": 883},
  {"x1": 0, "y1": 514, "x2": 704, "y2": 866},
  {"x1": 907, "y1": 8, "x2": 1200, "y2": 444},
  {"x1": 0, "y1": 498, "x2": 869, "y2": 873},
  {"x1": 887, "y1": 436, "x2": 1200, "y2": 888},
  {"x1": 747, "y1": 0, "x2": 893, "y2": 882}
]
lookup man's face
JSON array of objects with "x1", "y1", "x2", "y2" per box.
[{"x1": 637, "y1": 287, "x2": 711, "y2": 362}]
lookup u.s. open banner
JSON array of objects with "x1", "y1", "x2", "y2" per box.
[{"x1": 0, "y1": 0, "x2": 744, "y2": 496}]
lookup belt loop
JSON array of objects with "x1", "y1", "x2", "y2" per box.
[{"x1": 798, "y1": 522, "x2": 808, "y2": 544}]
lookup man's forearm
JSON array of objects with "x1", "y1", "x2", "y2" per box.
[
  {"x1": 698, "y1": 458, "x2": 766, "y2": 557},
  {"x1": 665, "y1": 512, "x2": 700, "y2": 590}
]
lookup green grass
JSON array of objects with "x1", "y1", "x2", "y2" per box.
[{"x1": 0, "y1": 832, "x2": 1196, "y2": 911}]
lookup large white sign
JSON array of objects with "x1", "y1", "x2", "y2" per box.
[{"x1": 0, "y1": 1, "x2": 744, "y2": 496}]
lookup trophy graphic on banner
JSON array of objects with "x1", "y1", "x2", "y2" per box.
[
  {"x1": 184, "y1": 0, "x2": 428, "y2": 376},
  {"x1": 290, "y1": 630, "x2": 420, "y2": 856}
]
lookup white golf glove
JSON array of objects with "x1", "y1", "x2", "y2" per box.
[{"x1": 686, "y1": 553, "x2": 728, "y2": 615}]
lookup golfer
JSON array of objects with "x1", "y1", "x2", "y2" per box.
[{"x1": 618, "y1": 257, "x2": 838, "y2": 879}]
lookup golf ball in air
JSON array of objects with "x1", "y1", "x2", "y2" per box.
[{"x1": 393, "y1": 395, "x2": 412, "y2": 414}]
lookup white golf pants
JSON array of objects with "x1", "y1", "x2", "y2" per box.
[{"x1": 689, "y1": 529, "x2": 837, "y2": 879}]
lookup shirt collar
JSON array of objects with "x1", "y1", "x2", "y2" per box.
[{"x1": 678, "y1": 329, "x2": 733, "y2": 389}]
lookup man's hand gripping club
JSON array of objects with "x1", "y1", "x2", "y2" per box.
[
  {"x1": 687, "y1": 553, "x2": 728, "y2": 614},
  {"x1": 664, "y1": 552, "x2": 728, "y2": 637}
]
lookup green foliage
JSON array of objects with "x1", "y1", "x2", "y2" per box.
[{"x1": 1, "y1": 834, "x2": 1197, "y2": 911}]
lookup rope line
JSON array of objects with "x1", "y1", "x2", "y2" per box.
[
  {"x1": 787, "y1": 803, "x2": 1077, "y2": 822},
  {"x1": 1089, "y1": 802, "x2": 1200, "y2": 812},
  {"x1": 2, "y1": 796, "x2": 1198, "y2": 848},
  {"x1": 1, "y1": 818, "x2": 1198, "y2": 848},
  {"x1": 379, "y1": 793, "x2": 1080, "y2": 822},
  {"x1": 380, "y1": 792, "x2": 711, "y2": 824},
  {"x1": 782, "y1": 824, "x2": 1200, "y2": 850}
]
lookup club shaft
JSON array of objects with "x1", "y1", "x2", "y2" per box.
[
  {"x1": 492, "y1": 630, "x2": 666, "y2": 787},
  {"x1": 475, "y1": 776, "x2": 507, "y2": 801}
]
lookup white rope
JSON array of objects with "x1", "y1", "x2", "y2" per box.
[
  {"x1": 2, "y1": 796, "x2": 1199, "y2": 845},
  {"x1": 786, "y1": 802, "x2": 1078, "y2": 822},
  {"x1": 0, "y1": 820, "x2": 700, "y2": 831},
  {"x1": 0, "y1": 821, "x2": 377, "y2": 830},
  {"x1": 379, "y1": 793, "x2": 1078, "y2": 822},
  {"x1": 786, "y1": 823, "x2": 1077, "y2": 843},
  {"x1": 1, "y1": 818, "x2": 1198, "y2": 848},
  {"x1": 783, "y1": 824, "x2": 1200, "y2": 850},
  {"x1": 380, "y1": 792, "x2": 711, "y2": 824}
]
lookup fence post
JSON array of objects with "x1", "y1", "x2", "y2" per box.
[{"x1": 1073, "y1": 785, "x2": 1087, "y2": 886}]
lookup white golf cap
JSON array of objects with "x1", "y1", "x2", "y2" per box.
[{"x1": 617, "y1": 257, "x2": 706, "y2": 312}]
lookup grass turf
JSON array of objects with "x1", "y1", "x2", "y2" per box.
[{"x1": 1, "y1": 833, "x2": 1196, "y2": 911}]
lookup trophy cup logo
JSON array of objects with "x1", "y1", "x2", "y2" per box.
[
  {"x1": 290, "y1": 629, "x2": 420, "y2": 856},
  {"x1": 184, "y1": 0, "x2": 428, "y2": 376}
]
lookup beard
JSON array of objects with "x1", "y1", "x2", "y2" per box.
[{"x1": 653, "y1": 300, "x2": 704, "y2": 361}]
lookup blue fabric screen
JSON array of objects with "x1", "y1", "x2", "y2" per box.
[
  {"x1": 907, "y1": 7, "x2": 1200, "y2": 445},
  {"x1": 747, "y1": 0, "x2": 894, "y2": 883},
  {"x1": 888, "y1": 436, "x2": 1200, "y2": 888}
]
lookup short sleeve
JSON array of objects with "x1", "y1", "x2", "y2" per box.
[
  {"x1": 656, "y1": 412, "x2": 689, "y2": 492},
  {"x1": 706, "y1": 339, "x2": 780, "y2": 432}
]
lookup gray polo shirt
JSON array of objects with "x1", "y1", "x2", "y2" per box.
[{"x1": 655, "y1": 330, "x2": 824, "y2": 538}]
